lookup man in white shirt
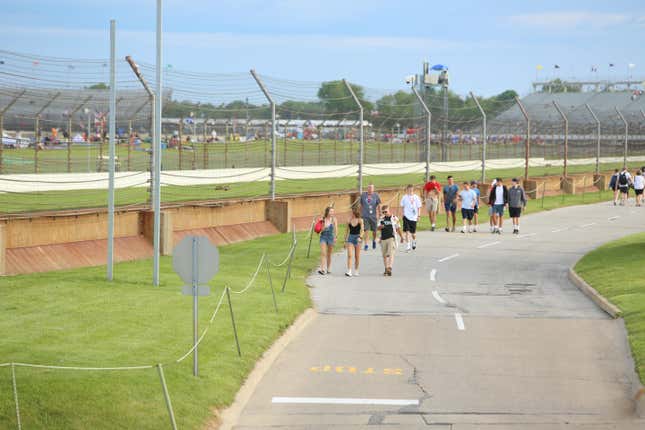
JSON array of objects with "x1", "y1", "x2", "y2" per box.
[
  {"x1": 487, "y1": 178, "x2": 508, "y2": 234},
  {"x1": 400, "y1": 184, "x2": 422, "y2": 251},
  {"x1": 634, "y1": 170, "x2": 644, "y2": 207}
]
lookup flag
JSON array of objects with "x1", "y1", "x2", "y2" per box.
[
  {"x1": 0, "y1": 60, "x2": 4, "y2": 65},
  {"x1": 536, "y1": 64, "x2": 544, "y2": 71},
  {"x1": 591, "y1": 65, "x2": 598, "y2": 72},
  {"x1": 628, "y1": 63, "x2": 636, "y2": 69},
  {"x1": 431, "y1": 64, "x2": 446, "y2": 71},
  {"x1": 32, "y1": 60, "x2": 39, "y2": 66},
  {"x1": 554, "y1": 64, "x2": 560, "y2": 69},
  {"x1": 609, "y1": 63, "x2": 614, "y2": 67}
]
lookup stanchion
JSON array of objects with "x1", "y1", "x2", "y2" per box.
[
  {"x1": 226, "y1": 287, "x2": 242, "y2": 357},
  {"x1": 156, "y1": 364, "x2": 178, "y2": 430},
  {"x1": 306, "y1": 218, "x2": 315, "y2": 258},
  {"x1": 266, "y1": 259, "x2": 278, "y2": 313},
  {"x1": 281, "y1": 244, "x2": 296, "y2": 293}
]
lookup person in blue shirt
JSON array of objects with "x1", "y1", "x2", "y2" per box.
[
  {"x1": 442, "y1": 176, "x2": 459, "y2": 232},
  {"x1": 458, "y1": 182, "x2": 477, "y2": 233},
  {"x1": 470, "y1": 180, "x2": 481, "y2": 232}
]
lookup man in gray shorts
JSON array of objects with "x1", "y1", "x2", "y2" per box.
[{"x1": 360, "y1": 183, "x2": 381, "y2": 250}]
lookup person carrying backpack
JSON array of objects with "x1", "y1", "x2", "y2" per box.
[
  {"x1": 617, "y1": 166, "x2": 632, "y2": 206},
  {"x1": 608, "y1": 169, "x2": 619, "y2": 205}
]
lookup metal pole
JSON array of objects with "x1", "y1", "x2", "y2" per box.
[
  {"x1": 615, "y1": 106, "x2": 628, "y2": 167},
  {"x1": 33, "y1": 92, "x2": 60, "y2": 173},
  {"x1": 0, "y1": 90, "x2": 25, "y2": 173},
  {"x1": 192, "y1": 237, "x2": 199, "y2": 376},
  {"x1": 343, "y1": 79, "x2": 364, "y2": 193},
  {"x1": 67, "y1": 96, "x2": 93, "y2": 174},
  {"x1": 106, "y1": 20, "x2": 116, "y2": 281},
  {"x1": 153, "y1": 0, "x2": 163, "y2": 286},
  {"x1": 266, "y1": 259, "x2": 278, "y2": 313},
  {"x1": 250, "y1": 69, "x2": 276, "y2": 199},
  {"x1": 515, "y1": 96, "x2": 530, "y2": 180},
  {"x1": 412, "y1": 86, "x2": 431, "y2": 182},
  {"x1": 470, "y1": 92, "x2": 487, "y2": 182},
  {"x1": 226, "y1": 287, "x2": 242, "y2": 357},
  {"x1": 585, "y1": 104, "x2": 601, "y2": 175},
  {"x1": 552, "y1": 101, "x2": 568, "y2": 178},
  {"x1": 156, "y1": 364, "x2": 179, "y2": 430}
]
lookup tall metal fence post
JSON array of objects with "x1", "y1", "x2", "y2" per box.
[
  {"x1": 615, "y1": 107, "x2": 628, "y2": 167},
  {"x1": 515, "y1": 96, "x2": 531, "y2": 180},
  {"x1": 0, "y1": 90, "x2": 25, "y2": 174},
  {"x1": 552, "y1": 101, "x2": 569, "y2": 179},
  {"x1": 470, "y1": 92, "x2": 487, "y2": 183},
  {"x1": 156, "y1": 364, "x2": 179, "y2": 430},
  {"x1": 412, "y1": 86, "x2": 431, "y2": 182},
  {"x1": 344, "y1": 79, "x2": 364, "y2": 194},
  {"x1": 33, "y1": 92, "x2": 61, "y2": 173},
  {"x1": 107, "y1": 19, "x2": 117, "y2": 281},
  {"x1": 250, "y1": 70, "x2": 276, "y2": 199},
  {"x1": 153, "y1": 0, "x2": 163, "y2": 286},
  {"x1": 585, "y1": 104, "x2": 601, "y2": 175}
]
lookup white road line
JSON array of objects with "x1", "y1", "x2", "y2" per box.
[
  {"x1": 581, "y1": 222, "x2": 597, "y2": 228},
  {"x1": 477, "y1": 241, "x2": 500, "y2": 249},
  {"x1": 454, "y1": 313, "x2": 465, "y2": 331},
  {"x1": 517, "y1": 233, "x2": 536, "y2": 239},
  {"x1": 432, "y1": 290, "x2": 446, "y2": 304},
  {"x1": 608, "y1": 216, "x2": 620, "y2": 221},
  {"x1": 430, "y1": 269, "x2": 437, "y2": 281},
  {"x1": 551, "y1": 227, "x2": 568, "y2": 233},
  {"x1": 438, "y1": 253, "x2": 459, "y2": 263},
  {"x1": 272, "y1": 397, "x2": 419, "y2": 406}
]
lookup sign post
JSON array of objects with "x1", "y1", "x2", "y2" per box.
[{"x1": 172, "y1": 235, "x2": 219, "y2": 376}]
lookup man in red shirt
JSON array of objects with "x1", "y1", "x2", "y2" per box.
[{"x1": 423, "y1": 175, "x2": 442, "y2": 231}]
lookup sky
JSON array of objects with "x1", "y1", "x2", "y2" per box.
[{"x1": 1, "y1": 0, "x2": 644, "y2": 100}]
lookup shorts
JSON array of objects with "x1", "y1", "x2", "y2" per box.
[
  {"x1": 320, "y1": 231, "x2": 335, "y2": 245},
  {"x1": 488, "y1": 206, "x2": 494, "y2": 216},
  {"x1": 461, "y1": 208, "x2": 474, "y2": 220},
  {"x1": 380, "y1": 237, "x2": 395, "y2": 257},
  {"x1": 493, "y1": 204, "x2": 505, "y2": 216},
  {"x1": 619, "y1": 185, "x2": 629, "y2": 194},
  {"x1": 346, "y1": 233, "x2": 360, "y2": 246},
  {"x1": 444, "y1": 202, "x2": 457, "y2": 213},
  {"x1": 425, "y1": 197, "x2": 439, "y2": 213},
  {"x1": 509, "y1": 207, "x2": 522, "y2": 218},
  {"x1": 363, "y1": 217, "x2": 378, "y2": 232},
  {"x1": 474, "y1": 205, "x2": 479, "y2": 214},
  {"x1": 402, "y1": 216, "x2": 417, "y2": 233},
  {"x1": 636, "y1": 188, "x2": 644, "y2": 196}
]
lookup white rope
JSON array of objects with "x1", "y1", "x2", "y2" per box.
[
  {"x1": 229, "y1": 254, "x2": 266, "y2": 294},
  {"x1": 11, "y1": 364, "x2": 22, "y2": 430},
  {"x1": 269, "y1": 241, "x2": 297, "y2": 267},
  {"x1": 11, "y1": 362, "x2": 155, "y2": 371},
  {"x1": 175, "y1": 287, "x2": 228, "y2": 363}
]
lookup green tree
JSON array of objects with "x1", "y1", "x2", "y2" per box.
[
  {"x1": 87, "y1": 82, "x2": 109, "y2": 90},
  {"x1": 541, "y1": 79, "x2": 581, "y2": 93},
  {"x1": 317, "y1": 80, "x2": 373, "y2": 117}
]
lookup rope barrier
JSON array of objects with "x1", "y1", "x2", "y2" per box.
[{"x1": 229, "y1": 254, "x2": 266, "y2": 295}]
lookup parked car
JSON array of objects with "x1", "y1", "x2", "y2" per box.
[{"x1": 2, "y1": 133, "x2": 31, "y2": 149}]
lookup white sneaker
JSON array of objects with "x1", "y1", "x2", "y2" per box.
[
  {"x1": 468, "y1": 227, "x2": 473, "y2": 233},
  {"x1": 473, "y1": 227, "x2": 478, "y2": 232},
  {"x1": 412, "y1": 240, "x2": 417, "y2": 250},
  {"x1": 353, "y1": 270, "x2": 360, "y2": 277},
  {"x1": 405, "y1": 243, "x2": 412, "y2": 252},
  {"x1": 345, "y1": 270, "x2": 352, "y2": 277}
]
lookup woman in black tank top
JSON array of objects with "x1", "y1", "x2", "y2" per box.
[{"x1": 344, "y1": 206, "x2": 364, "y2": 277}]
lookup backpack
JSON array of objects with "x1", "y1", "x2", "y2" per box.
[{"x1": 619, "y1": 172, "x2": 628, "y2": 186}]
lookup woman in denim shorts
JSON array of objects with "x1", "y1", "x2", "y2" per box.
[
  {"x1": 344, "y1": 206, "x2": 364, "y2": 277},
  {"x1": 318, "y1": 206, "x2": 338, "y2": 275}
]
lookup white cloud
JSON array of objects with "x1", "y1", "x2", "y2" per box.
[{"x1": 507, "y1": 11, "x2": 630, "y2": 29}]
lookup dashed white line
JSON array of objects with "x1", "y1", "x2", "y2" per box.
[
  {"x1": 438, "y1": 253, "x2": 459, "y2": 263},
  {"x1": 517, "y1": 233, "x2": 536, "y2": 239},
  {"x1": 272, "y1": 397, "x2": 419, "y2": 406},
  {"x1": 430, "y1": 269, "x2": 437, "y2": 281},
  {"x1": 432, "y1": 290, "x2": 446, "y2": 304},
  {"x1": 608, "y1": 216, "x2": 620, "y2": 221},
  {"x1": 551, "y1": 227, "x2": 568, "y2": 233},
  {"x1": 581, "y1": 222, "x2": 597, "y2": 228},
  {"x1": 454, "y1": 313, "x2": 465, "y2": 331},
  {"x1": 477, "y1": 241, "x2": 500, "y2": 249}
]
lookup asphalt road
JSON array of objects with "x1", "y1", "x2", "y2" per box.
[{"x1": 233, "y1": 201, "x2": 645, "y2": 429}]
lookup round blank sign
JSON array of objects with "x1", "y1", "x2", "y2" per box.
[{"x1": 172, "y1": 235, "x2": 219, "y2": 285}]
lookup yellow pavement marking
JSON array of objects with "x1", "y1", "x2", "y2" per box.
[{"x1": 308, "y1": 366, "x2": 402, "y2": 376}]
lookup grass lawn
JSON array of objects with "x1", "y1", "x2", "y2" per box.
[
  {"x1": 0, "y1": 189, "x2": 627, "y2": 429},
  {"x1": 574, "y1": 233, "x2": 645, "y2": 385},
  {"x1": 2, "y1": 161, "x2": 641, "y2": 214}
]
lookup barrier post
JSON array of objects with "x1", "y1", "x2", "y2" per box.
[
  {"x1": 156, "y1": 364, "x2": 178, "y2": 430},
  {"x1": 250, "y1": 70, "x2": 276, "y2": 199},
  {"x1": 515, "y1": 96, "x2": 531, "y2": 180},
  {"x1": 344, "y1": 79, "x2": 364, "y2": 194},
  {"x1": 413, "y1": 86, "x2": 431, "y2": 182},
  {"x1": 226, "y1": 287, "x2": 242, "y2": 357},
  {"x1": 266, "y1": 259, "x2": 278, "y2": 313},
  {"x1": 541, "y1": 182, "x2": 546, "y2": 208},
  {"x1": 615, "y1": 107, "x2": 628, "y2": 167},
  {"x1": 553, "y1": 101, "x2": 569, "y2": 178},
  {"x1": 585, "y1": 104, "x2": 601, "y2": 175},
  {"x1": 0, "y1": 90, "x2": 26, "y2": 174},
  {"x1": 281, "y1": 244, "x2": 296, "y2": 293}
]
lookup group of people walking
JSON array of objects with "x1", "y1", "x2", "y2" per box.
[
  {"x1": 316, "y1": 176, "x2": 528, "y2": 277},
  {"x1": 609, "y1": 166, "x2": 645, "y2": 207}
]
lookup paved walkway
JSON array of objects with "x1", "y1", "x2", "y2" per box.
[{"x1": 233, "y1": 201, "x2": 645, "y2": 429}]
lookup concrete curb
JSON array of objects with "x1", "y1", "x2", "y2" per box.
[
  {"x1": 568, "y1": 267, "x2": 645, "y2": 418},
  {"x1": 567, "y1": 267, "x2": 622, "y2": 318},
  {"x1": 211, "y1": 308, "x2": 318, "y2": 430}
]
